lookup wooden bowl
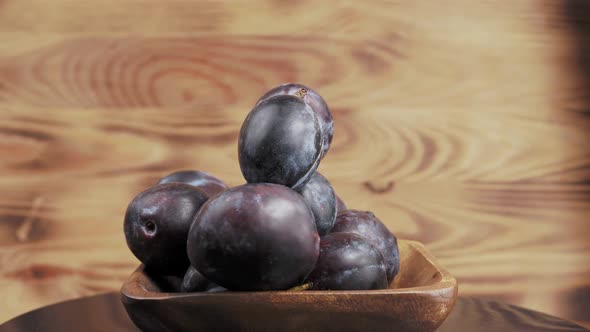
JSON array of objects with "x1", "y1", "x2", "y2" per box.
[{"x1": 121, "y1": 240, "x2": 457, "y2": 332}]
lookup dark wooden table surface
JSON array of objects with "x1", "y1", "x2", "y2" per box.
[{"x1": 0, "y1": 293, "x2": 587, "y2": 332}]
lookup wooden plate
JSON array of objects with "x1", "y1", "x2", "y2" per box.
[{"x1": 121, "y1": 240, "x2": 458, "y2": 332}]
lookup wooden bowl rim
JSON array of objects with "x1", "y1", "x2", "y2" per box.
[{"x1": 121, "y1": 239, "x2": 457, "y2": 300}]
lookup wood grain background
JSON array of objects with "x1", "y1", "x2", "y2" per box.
[{"x1": 1, "y1": 0, "x2": 589, "y2": 327}]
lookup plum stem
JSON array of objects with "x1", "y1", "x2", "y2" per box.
[
  {"x1": 288, "y1": 282, "x2": 312, "y2": 291},
  {"x1": 294, "y1": 88, "x2": 307, "y2": 99}
]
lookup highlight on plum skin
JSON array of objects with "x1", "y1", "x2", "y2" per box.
[{"x1": 181, "y1": 266, "x2": 210, "y2": 293}]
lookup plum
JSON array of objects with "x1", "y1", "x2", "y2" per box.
[
  {"x1": 256, "y1": 83, "x2": 333, "y2": 158},
  {"x1": 332, "y1": 210, "x2": 400, "y2": 283},
  {"x1": 187, "y1": 183, "x2": 320, "y2": 291},
  {"x1": 180, "y1": 266, "x2": 210, "y2": 292},
  {"x1": 296, "y1": 172, "x2": 337, "y2": 236},
  {"x1": 307, "y1": 232, "x2": 388, "y2": 290},
  {"x1": 238, "y1": 95, "x2": 323, "y2": 190},
  {"x1": 157, "y1": 170, "x2": 228, "y2": 197},
  {"x1": 124, "y1": 183, "x2": 209, "y2": 275}
]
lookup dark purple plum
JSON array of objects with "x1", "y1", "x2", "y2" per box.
[
  {"x1": 180, "y1": 266, "x2": 210, "y2": 292},
  {"x1": 180, "y1": 266, "x2": 223, "y2": 293},
  {"x1": 150, "y1": 274, "x2": 183, "y2": 292},
  {"x1": 256, "y1": 83, "x2": 333, "y2": 158},
  {"x1": 238, "y1": 95, "x2": 323, "y2": 190},
  {"x1": 157, "y1": 170, "x2": 228, "y2": 197},
  {"x1": 335, "y1": 194, "x2": 347, "y2": 215},
  {"x1": 332, "y1": 210, "x2": 400, "y2": 283},
  {"x1": 124, "y1": 183, "x2": 209, "y2": 275},
  {"x1": 296, "y1": 172, "x2": 336, "y2": 236},
  {"x1": 306, "y1": 232, "x2": 388, "y2": 290},
  {"x1": 187, "y1": 183, "x2": 320, "y2": 291}
]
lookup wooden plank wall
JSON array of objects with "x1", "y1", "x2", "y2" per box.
[{"x1": 1, "y1": 0, "x2": 589, "y2": 327}]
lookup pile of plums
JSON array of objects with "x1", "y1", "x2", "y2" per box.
[{"x1": 124, "y1": 84, "x2": 400, "y2": 292}]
